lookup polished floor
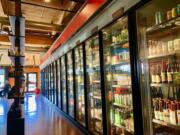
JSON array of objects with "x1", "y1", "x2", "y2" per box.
[{"x1": 0, "y1": 94, "x2": 83, "y2": 135}]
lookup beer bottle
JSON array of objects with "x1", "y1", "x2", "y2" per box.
[
  {"x1": 167, "y1": 61, "x2": 173, "y2": 83},
  {"x1": 161, "y1": 60, "x2": 167, "y2": 83}
]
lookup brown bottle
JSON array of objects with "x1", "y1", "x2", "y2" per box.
[
  {"x1": 156, "y1": 64, "x2": 161, "y2": 83},
  {"x1": 161, "y1": 61, "x2": 167, "y2": 83},
  {"x1": 159, "y1": 100, "x2": 164, "y2": 121},
  {"x1": 151, "y1": 66, "x2": 156, "y2": 83},
  {"x1": 169, "y1": 102, "x2": 177, "y2": 125},
  {"x1": 167, "y1": 62, "x2": 173, "y2": 83},
  {"x1": 163, "y1": 101, "x2": 170, "y2": 123},
  {"x1": 177, "y1": 102, "x2": 180, "y2": 125}
]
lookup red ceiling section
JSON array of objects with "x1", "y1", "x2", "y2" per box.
[{"x1": 41, "y1": 0, "x2": 105, "y2": 64}]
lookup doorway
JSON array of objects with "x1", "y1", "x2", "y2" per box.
[{"x1": 24, "y1": 73, "x2": 37, "y2": 93}]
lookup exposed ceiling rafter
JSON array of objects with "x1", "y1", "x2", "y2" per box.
[{"x1": 8, "y1": 0, "x2": 76, "y2": 13}]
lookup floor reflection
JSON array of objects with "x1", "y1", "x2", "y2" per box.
[{"x1": 0, "y1": 94, "x2": 83, "y2": 135}]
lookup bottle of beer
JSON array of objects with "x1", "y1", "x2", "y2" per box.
[
  {"x1": 151, "y1": 66, "x2": 156, "y2": 83},
  {"x1": 167, "y1": 61, "x2": 173, "y2": 83},
  {"x1": 169, "y1": 102, "x2": 177, "y2": 125},
  {"x1": 177, "y1": 102, "x2": 180, "y2": 125},
  {"x1": 156, "y1": 64, "x2": 161, "y2": 83},
  {"x1": 161, "y1": 60, "x2": 167, "y2": 83}
]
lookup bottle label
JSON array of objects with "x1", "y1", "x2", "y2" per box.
[
  {"x1": 168, "y1": 41, "x2": 174, "y2": 53},
  {"x1": 167, "y1": 72, "x2": 173, "y2": 82},
  {"x1": 156, "y1": 75, "x2": 161, "y2": 83},
  {"x1": 151, "y1": 75, "x2": 156, "y2": 83},
  {"x1": 173, "y1": 73, "x2": 180, "y2": 84},
  {"x1": 154, "y1": 111, "x2": 158, "y2": 119},
  {"x1": 177, "y1": 110, "x2": 180, "y2": 125},
  {"x1": 161, "y1": 72, "x2": 166, "y2": 82},
  {"x1": 163, "y1": 109, "x2": 170, "y2": 123},
  {"x1": 170, "y1": 111, "x2": 177, "y2": 125}
]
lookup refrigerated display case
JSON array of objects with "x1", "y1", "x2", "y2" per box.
[
  {"x1": 74, "y1": 45, "x2": 86, "y2": 126},
  {"x1": 85, "y1": 35, "x2": 103, "y2": 134},
  {"x1": 102, "y1": 16, "x2": 134, "y2": 135},
  {"x1": 67, "y1": 51, "x2": 75, "y2": 118},
  {"x1": 51, "y1": 64, "x2": 54, "y2": 103},
  {"x1": 53, "y1": 61, "x2": 57, "y2": 105},
  {"x1": 48, "y1": 66, "x2": 51, "y2": 100},
  {"x1": 61, "y1": 56, "x2": 67, "y2": 113},
  {"x1": 57, "y1": 58, "x2": 61, "y2": 109},
  {"x1": 137, "y1": 0, "x2": 180, "y2": 134}
]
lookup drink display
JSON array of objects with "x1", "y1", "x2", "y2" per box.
[
  {"x1": 53, "y1": 61, "x2": 57, "y2": 105},
  {"x1": 75, "y1": 45, "x2": 86, "y2": 126},
  {"x1": 50, "y1": 64, "x2": 54, "y2": 102},
  {"x1": 57, "y1": 59, "x2": 61, "y2": 109},
  {"x1": 61, "y1": 56, "x2": 67, "y2": 113},
  {"x1": 137, "y1": 0, "x2": 180, "y2": 134},
  {"x1": 86, "y1": 35, "x2": 103, "y2": 134},
  {"x1": 67, "y1": 51, "x2": 74, "y2": 118},
  {"x1": 102, "y1": 16, "x2": 134, "y2": 135}
]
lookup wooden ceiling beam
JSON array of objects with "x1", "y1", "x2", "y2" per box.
[{"x1": 0, "y1": 17, "x2": 65, "y2": 32}]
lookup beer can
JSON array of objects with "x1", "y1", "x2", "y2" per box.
[
  {"x1": 172, "y1": 8, "x2": 177, "y2": 18},
  {"x1": 177, "y1": 4, "x2": 180, "y2": 15},
  {"x1": 167, "y1": 10, "x2": 172, "y2": 20}
]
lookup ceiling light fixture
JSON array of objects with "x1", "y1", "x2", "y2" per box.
[{"x1": 44, "y1": 0, "x2": 51, "y2": 3}]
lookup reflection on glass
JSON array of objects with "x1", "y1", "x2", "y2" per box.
[
  {"x1": 50, "y1": 64, "x2": 54, "y2": 102},
  {"x1": 102, "y1": 17, "x2": 134, "y2": 134},
  {"x1": 28, "y1": 73, "x2": 37, "y2": 92},
  {"x1": 86, "y1": 36, "x2": 103, "y2": 134},
  {"x1": 137, "y1": 0, "x2": 180, "y2": 134},
  {"x1": 54, "y1": 62, "x2": 57, "y2": 105},
  {"x1": 25, "y1": 94, "x2": 37, "y2": 113},
  {"x1": 57, "y1": 59, "x2": 61, "y2": 108},
  {"x1": 61, "y1": 56, "x2": 67, "y2": 113},
  {"x1": 75, "y1": 45, "x2": 85, "y2": 126},
  {"x1": 48, "y1": 66, "x2": 51, "y2": 100},
  {"x1": 67, "y1": 51, "x2": 74, "y2": 118}
]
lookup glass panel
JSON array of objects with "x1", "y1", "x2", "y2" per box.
[
  {"x1": 57, "y1": 59, "x2": 61, "y2": 108},
  {"x1": 61, "y1": 56, "x2": 67, "y2": 112},
  {"x1": 54, "y1": 62, "x2": 57, "y2": 105},
  {"x1": 102, "y1": 16, "x2": 134, "y2": 134},
  {"x1": 0, "y1": 69, "x2": 5, "y2": 92},
  {"x1": 50, "y1": 64, "x2": 54, "y2": 102},
  {"x1": 28, "y1": 73, "x2": 37, "y2": 92},
  {"x1": 137, "y1": 0, "x2": 180, "y2": 135},
  {"x1": 75, "y1": 45, "x2": 85, "y2": 126},
  {"x1": 48, "y1": 66, "x2": 50, "y2": 100},
  {"x1": 86, "y1": 35, "x2": 103, "y2": 134},
  {"x1": 24, "y1": 73, "x2": 27, "y2": 92},
  {"x1": 67, "y1": 51, "x2": 74, "y2": 118}
]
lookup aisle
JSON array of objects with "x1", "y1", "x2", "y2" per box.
[{"x1": 0, "y1": 94, "x2": 83, "y2": 135}]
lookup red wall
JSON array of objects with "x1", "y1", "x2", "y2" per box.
[{"x1": 41, "y1": 0, "x2": 105, "y2": 64}]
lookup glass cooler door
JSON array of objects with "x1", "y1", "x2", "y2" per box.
[
  {"x1": 136, "y1": 0, "x2": 180, "y2": 134},
  {"x1": 54, "y1": 61, "x2": 57, "y2": 105},
  {"x1": 102, "y1": 16, "x2": 134, "y2": 135},
  {"x1": 85, "y1": 35, "x2": 103, "y2": 134},
  {"x1": 75, "y1": 45, "x2": 86, "y2": 126},
  {"x1": 61, "y1": 56, "x2": 67, "y2": 113},
  {"x1": 67, "y1": 51, "x2": 75, "y2": 118},
  {"x1": 57, "y1": 58, "x2": 61, "y2": 109}
]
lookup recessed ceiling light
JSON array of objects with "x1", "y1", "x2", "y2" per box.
[{"x1": 44, "y1": 0, "x2": 50, "y2": 3}]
